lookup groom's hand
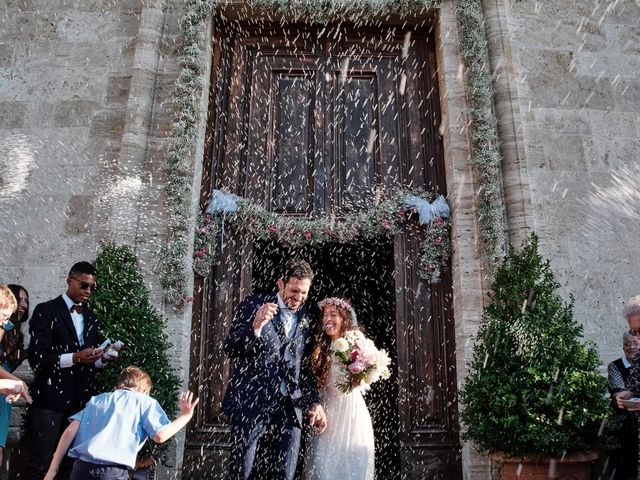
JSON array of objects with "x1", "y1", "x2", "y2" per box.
[
  {"x1": 308, "y1": 403, "x2": 327, "y2": 434},
  {"x1": 253, "y1": 303, "x2": 278, "y2": 335}
]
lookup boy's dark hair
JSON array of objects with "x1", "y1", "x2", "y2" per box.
[
  {"x1": 281, "y1": 259, "x2": 314, "y2": 283},
  {"x1": 69, "y1": 261, "x2": 97, "y2": 277},
  {"x1": 116, "y1": 366, "x2": 153, "y2": 394}
]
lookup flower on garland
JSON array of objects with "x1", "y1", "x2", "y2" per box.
[
  {"x1": 193, "y1": 213, "x2": 220, "y2": 277},
  {"x1": 418, "y1": 215, "x2": 452, "y2": 283}
]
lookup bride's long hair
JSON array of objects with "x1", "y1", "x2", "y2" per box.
[{"x1": 310, "y1": 298, "x2": 361, "y2": 389}]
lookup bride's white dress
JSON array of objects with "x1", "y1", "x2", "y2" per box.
[{"x1": 304, "y1": 363, "x2": 375, "y2": 480}]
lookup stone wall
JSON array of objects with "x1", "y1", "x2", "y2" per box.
[
  {"x1": 487, "y1": 0, "x2": 640, "y2": 364},
  {"x1": 0, "y1": 1, "x2": 199, "y2": 477}
]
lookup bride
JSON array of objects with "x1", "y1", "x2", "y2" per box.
[{"x1": 304, "y1": 297, "x2": 375, "y2": 480}]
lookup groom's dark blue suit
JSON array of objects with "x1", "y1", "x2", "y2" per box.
[{"x1": 222, "y1": 292, "x2": 319, "y2": 480}]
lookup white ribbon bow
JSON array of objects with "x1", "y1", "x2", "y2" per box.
[
  {"x1": 404, "y1": 194, "x2": 450, "y2": 224},
  {"x1": 206, "y1": 190, "x2": 239, "y2": 215}
]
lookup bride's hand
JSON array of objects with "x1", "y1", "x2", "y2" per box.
[{"x1": 308, "y1": 403, "x2": 327, "y2": 434}]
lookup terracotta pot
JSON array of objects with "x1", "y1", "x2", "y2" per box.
[{"x1": 489, "y1": 451, "x2": 599, "y2": 480}]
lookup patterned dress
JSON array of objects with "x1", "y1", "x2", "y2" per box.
[{"x1": 623, "y1": 352, "x2": 640, "y2": 480}]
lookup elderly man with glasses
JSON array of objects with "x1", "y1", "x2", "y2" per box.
[{"x1": 24, "y1": 261, "x2": 118, "y2": 480}]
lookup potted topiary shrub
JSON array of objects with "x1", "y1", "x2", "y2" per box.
[
  {"x1": 90, "y1": 244, "x2": 181, "y2": 480},
  {"x1": 459, "y1": 234, "x2": 610, "y2": 479}
]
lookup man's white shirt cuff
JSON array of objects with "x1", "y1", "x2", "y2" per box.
[{"x1": 60, "y1": 353, "x2": 74, "y2": 368}]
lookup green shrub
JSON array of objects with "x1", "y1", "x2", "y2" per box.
[
  {"x1": 90, "y1": 243, "x2": 181, "y2": 419},
  {"x1": 459, "y1": 234, "x2": 609, "y2": 456}
]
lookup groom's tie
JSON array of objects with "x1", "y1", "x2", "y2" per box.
[
  {"x1": 280, "y1": 307, "x2": 296, "y2": 340},
  {"x1": 278, "y1": 308, "x2": 297, "y2": 396}
]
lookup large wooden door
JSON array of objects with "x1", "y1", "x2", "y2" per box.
[{"x1": 184, "y1": 19, "x2": 461, "y2": 479}]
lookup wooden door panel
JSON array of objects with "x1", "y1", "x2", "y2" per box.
[
  {"x1": 217, "y1": 33, "x2": 249, "y2": 192},
  {"x1": 186, "y1": 20, "x2": 461, "y2": 480},
  {"x1": 245, "y1": 50, "x2": 319, "y2": 213},
  {"x1": 271, "y1": 71, "x2": 315, "y2": 213},
  {"x1": 403, "y1": 32, "x2": 444, "y2": 192},
  {"x1": 336, "y1": 73, "x2": 378, "y2": 207},
  {"x1": 329, "y1": 56, "x2": 403, "y2": 209}
]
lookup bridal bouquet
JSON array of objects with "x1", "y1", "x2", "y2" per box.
[{"x1": 330, "y1": 330, "x2": 391, "y2": 394}]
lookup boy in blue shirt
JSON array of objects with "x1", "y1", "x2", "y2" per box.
[{"x1": 44, "y1": 366, "x2": 198, "y2": 480}]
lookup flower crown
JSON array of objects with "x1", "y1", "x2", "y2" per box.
[{"x1": 318, "y1": 297, "x2": 352, "y2": 311}]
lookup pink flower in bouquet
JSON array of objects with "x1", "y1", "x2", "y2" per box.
[
  {"x1": 381, "y1": 219, "x2": 391, "y2": 230},
  {"x1": 331, "y1": 329, "x2": 391, "y2": 394},
  {"x1": 397, "y1": 208, "x2": 405, "y2": 218},
  {"x1": 267, "y1": 224, "x2": 278, "y2": 234},
  {"x1": 195, "y1": 249, "x2": 204, "y2": 258},
  {"x1": 434, "y1": 217, "x2": 443, "y2": 225},
  {"x1": 303, "y1": 230, "x2": 313, "y2": 240},
  {"x1": 434, "y1": 236, "x2": 442, "y2": 245},
  {"x1": 200, "y1": 226, "x2": 210, "y2": 234},
  {"x1": 348, "y1": 361, "x2": 366, "y2": 374},
  {"x1": 355, "y1": 338, "x2": 379, "y2": 365},
  {"x1": 350, "y1": 349, "x2": 360, "y2": 362},
  {"x1": 202, "y1": 246, "x2": 209, "y2": 254},
  {"x1": 206, "y1": 214, "x2": 213, "y2": 221}
]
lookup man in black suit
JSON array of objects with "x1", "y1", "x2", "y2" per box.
[
  {"x1": 24, "y1": 261, "x2": 114, "y2": 480},
  {"x1": 222, "y1": 259, "x2": 327, "y2": 480}
]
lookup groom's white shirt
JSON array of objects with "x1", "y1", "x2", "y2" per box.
[{"x1": 276, "y1": 293, "x2": 296, "y2": 340}]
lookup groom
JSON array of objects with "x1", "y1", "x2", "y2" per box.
[{"x1": 222, "y1": 259, "x2": 326, "y2": 480}]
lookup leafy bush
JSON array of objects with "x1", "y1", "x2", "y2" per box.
[
  {"x1": 90, "y1": 243, "x2": 180, "y2": 419},
  {"x1": 459, "y1": 234, "x2": 609, "y2": 455}
]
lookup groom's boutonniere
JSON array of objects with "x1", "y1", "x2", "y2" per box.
[{"x1": 298, "y1": 315, "x2": 311, "y2": 332}]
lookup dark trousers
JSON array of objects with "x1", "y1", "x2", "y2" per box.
[
  {"x1": 22, "y1": 408, "x2": 76, "y2": 480},
  {"x1": 228, "y1": 398, "x2": 301, "y2": 480},
  {"x1": 70, "y1": 459, "x2": 129, "y2": 480},
  {"x1": 610, "y1": 412, "x2": 638, "y2": 480}
]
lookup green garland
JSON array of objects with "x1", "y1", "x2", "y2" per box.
[
  {"x1": 158, "y1": 0, "x2": 215, "y2": 306},
  {"x1": 193, "y1": 190, "x2": 452, "y2": 283},
  {"x1": 160, "y1": 0, "x2": 506, "y2": 306},
  {"x1": 456, "y1": 0, "x2": 507, "y2": 273}
]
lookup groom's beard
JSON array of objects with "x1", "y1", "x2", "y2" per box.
[
  {"x1": 281, "y1": 295, "x2": 305, "y2": 311},
  {"x1": 283, "y1": 300, "x2": 302, "y2": 311}
]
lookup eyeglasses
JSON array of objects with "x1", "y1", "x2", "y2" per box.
[{"x1": 70, "y1": 277, "x2": 97, "y2": 292}]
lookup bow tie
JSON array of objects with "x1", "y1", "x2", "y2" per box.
[{"x1": 70, "y1": 304, "x2": 84, "y2": 314}]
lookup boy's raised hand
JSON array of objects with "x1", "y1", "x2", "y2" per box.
[{"x1": 179, "y1": 391, "x2": 199, "y2": 417}]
